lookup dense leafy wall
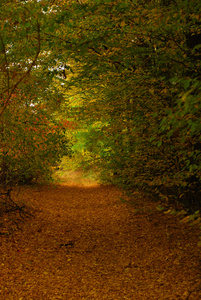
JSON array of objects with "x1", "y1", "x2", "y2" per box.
[
  {"x1": 58, "y1": 0, "x2": 201, "y2": 211},
  {"x1": 0, "y1": 0, "x2": 70, "y2": 184}
]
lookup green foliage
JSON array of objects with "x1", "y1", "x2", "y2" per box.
[
  {"x1": 1, "y1": 0, "x2": 201, "y2": 212},
  {"x1": 0, "y1": 0, "x2": 71, "y2": 185},
  {"x1": 56, "y1": 0, "x2": 201, "y2": 212}
]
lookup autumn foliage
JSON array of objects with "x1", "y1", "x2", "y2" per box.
[
  {"x1": 1, "y1": 0, "x2": 201, "y2": 211},
  {"x1": 56, "y1": 0, "x2": 201, "y2": 212},
  {"x1": 0, "y1": 92, "x2": 69, "y2": 184}
]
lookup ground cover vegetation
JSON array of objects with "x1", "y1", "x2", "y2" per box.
[{"x1": 0, "y1": 0, "x2": 201, "y2": 212}]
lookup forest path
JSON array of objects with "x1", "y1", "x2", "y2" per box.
[{"x1": 1, "y1": 171, "x2": 201, "y2": 299}]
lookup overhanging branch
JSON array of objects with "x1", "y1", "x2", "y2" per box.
[{"x1": 0, "y1": 20, "x2": 41, "y2": 118}]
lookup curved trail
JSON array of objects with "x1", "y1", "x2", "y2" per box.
[{"x1": 0, "y1": 172, "x2": 201, "y2": 299}]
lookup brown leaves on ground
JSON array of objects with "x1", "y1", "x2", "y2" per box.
[{"x1": 0, "y1": 171, "x2": 201, "y2": 299}]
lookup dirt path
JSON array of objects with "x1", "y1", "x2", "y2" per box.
[{"x1": 1, "y1": 172, "x2": 201, "y2": 299}]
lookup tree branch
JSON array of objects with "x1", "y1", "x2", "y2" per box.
[
  {"x1": 0, "y1": 20, "x2": 41, "y2": 118},
  {"x1": 0, "y1": 35, "x2": 10, "y2": 95}
]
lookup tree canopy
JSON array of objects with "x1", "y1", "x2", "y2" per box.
[{"x1": 0, "y1": 0, "x2": 201, "y2": 211}]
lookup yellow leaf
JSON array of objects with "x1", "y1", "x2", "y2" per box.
[{"x1": 121, "y1": 21, "x2": 126, "y2": 27}]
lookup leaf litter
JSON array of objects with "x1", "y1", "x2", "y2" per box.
[{"x1": 0, "y1": 171, "x2": 201, "y2": 299}]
